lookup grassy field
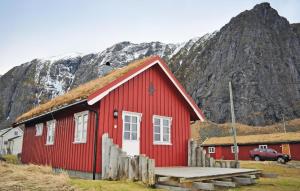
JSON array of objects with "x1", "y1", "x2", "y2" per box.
[
  {"x1": 1, "y1": 160, "x2": 300, "y2": 190},
  {"x1": 230, "y1": 161, "x2": 300, "y2": 191}
]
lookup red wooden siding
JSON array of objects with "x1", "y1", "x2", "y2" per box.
[
  {"x1": 290, "y1": 143, "x2": 300, "y2": 160},
  {"x1": 203, "y1": 143, "x2": 300, "y2": 161},
  {"x1": 96, "y1": 64, "x2": 191, "y2": 173},
  {"x1": 21, "y1": 105, "x2": 98, "y2": 172}
]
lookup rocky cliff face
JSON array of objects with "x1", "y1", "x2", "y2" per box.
[
  {"x1": 169, "y1": 3, "x2": 300, "y2": 125},
  {"x1": 0, "y1": 41, "x2": 201, "y2": 129},
  {"x1": 1, "y1": 3, "x2": 299, "y2": 129}
]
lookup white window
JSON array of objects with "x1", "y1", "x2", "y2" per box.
[
  {"x1": 231, "y1": 145, "x2": 239, "y2": 153},
  {"x1": 153, "y1": 115, "x2": 172, "y2": 145},
  {"x1": 259, "y1": 145, "x2": 268, "y2": 150},
  {"x1": 35, "y1": 123, "x2": 43, "y2": 136},
  {"x1": 208, "y1": 147, "x2": 215, "y2": 153},
  {"x1": 122, "y1": 112, "x2": 141, "y2": 141},
  {"x1": 74, "y1": 111, "x2": 89, "y2": 143},
  {"x1": 46, "y1": 120, "x2": 56, "y2": 145}
]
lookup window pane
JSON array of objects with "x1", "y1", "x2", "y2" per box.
[
  {"x1": 131, "y1": 132, "x2": 137, "y2": 140},
  {"x1": 132, "y1": 124, "x2": 137, "y2": 132},
  {"x1": 163, "y1": 119, "x2": 169, "y2": 126},
  {"x1": 154, "y1": 134, "x2": 160, "y2": 141},
  {"x1": 154, "y1": 126, "x2": 160, "y2": 133},
  {"x1": 132, "y1": 116, "x2": 137, "y2": 123},
  {"x1": 124, "y1": 123, "x2": 130, "y2": 131},
  {"x1": 125, "y1": 115, "x2": 130, "y2": 123},
  {"x1": 163, "y1": 126, "x2": 169, "y2": 134},
  {"x1": 154, "y1": 118, "x2": 160, "y2": 126},
  {"x1": 124, "y1": 132, "x2": 130, "y2": 140},
  {"x1": 163, "y1": 134, "x2": 169, "y2": 142}
]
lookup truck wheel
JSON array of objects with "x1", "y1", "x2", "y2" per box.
[
  {"x1": 277, "y1": 157, "x2": 286, "y2": 164},
  {"x1": 254, "y1": 156, "x2": 260, "y2": 161}
]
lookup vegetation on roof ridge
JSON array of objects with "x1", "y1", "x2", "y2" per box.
[
  {"x1": 202, "y1": 131, "x2": 300, "y2": 145},
  {"x1": 16, "y1": 56, "x2": 156, "y2": 123}
]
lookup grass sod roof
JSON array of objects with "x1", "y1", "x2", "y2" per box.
[
  {"x1": 202, "y1": 132, "x2": 300, "y2": 146},
  {"x1": 16, "y1": 56, "x2": 156, "y2": 123}
]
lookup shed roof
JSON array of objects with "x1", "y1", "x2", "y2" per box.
[
  {"x1": 16, "y1": 56, "x2": 205, "y2": 124},
  {"x1": 201, "y1": 132, "x2": 300, "y2": 146}
]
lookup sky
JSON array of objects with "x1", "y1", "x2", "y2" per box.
[{"x1": 0, "y1": 0, "x2": 299, "y2": 75}]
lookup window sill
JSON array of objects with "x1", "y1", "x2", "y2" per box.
[
  {"x1": 73, "y1": 141, "x2": 86, "y2": 144},
  {"x1": 153, "y1": 142, "x2": 172, "y2": 145},
  {"x1": 45, "y1": 143, "x2": 54, "y2": 146}
]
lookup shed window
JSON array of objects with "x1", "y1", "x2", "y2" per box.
[
  {"x1": 74, "y1": 111, "x2": 89, "y2": 143},
  {"x1": 259, "y1": 145, "x2": 268, "y2": 150},
  {"x1": 231, "y1": 145, "x2": 239, "y2": 153},
  {"x1": 153, "y1": 115, "x2": 172, "y2": 144},
  {"x1": 46, "y1": 120, "x2": 56, "y2": 145},
  {"x1": 35, "y1": 123, "x2": 43, "y2": 136},
  {"x1": 208, "y1": 147, "x2": 215, "y2": 153}
]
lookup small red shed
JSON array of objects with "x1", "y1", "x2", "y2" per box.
[
  {"x1": 15, "y1": 56, "x2": 205, "y2": 179},
  {"x1": 202, "y1": 132, "x2": 300, "y2": 161}
]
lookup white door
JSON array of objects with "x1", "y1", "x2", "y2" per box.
[{"x1": 122, "y1": 111, "x2": 142, "y2": 156}]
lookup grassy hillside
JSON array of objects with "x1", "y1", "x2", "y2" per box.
[{"x1": 191, "y1": 118, "x2": 300, "y2": 142}]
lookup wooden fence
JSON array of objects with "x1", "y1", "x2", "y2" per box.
[
  {"x1": 188, "y1": 139, "x2": 239, "y2": 168},
  {"x1": 102, "y1": 133, "x2": 155, "y2": 186}
]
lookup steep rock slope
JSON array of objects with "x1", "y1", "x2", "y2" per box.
[
  {"x1": 0, "y1": 41, "x2": 195, "y2": 129},
  {"x1": 169, "y1": 3, "x2": 300, "y2": 125}
]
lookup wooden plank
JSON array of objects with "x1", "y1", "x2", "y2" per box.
[
  {"x1": 261, "y1": 172, "x2": 278, "y2": 178},
  {"x1": 225, "y1": 161, "x2": 231, "y2": 168},
  {"x1": 128, "y1": 156, "x2": 139, "y2": 181},
  {"x1": 101, "y1": 133, "x2": 109, "y2": 179},
  {"x1": 108, "y1": 144, "x2": 119, "y2": 180},
  {"x1": 196, "y1": 147, "x2": 202, "y2": 167},
  {"x1": 211, "y1": 180, "x2": 236, "y2": 187},
  {"x1": 118, "y1": 155, "x2": 127, "y2": 179},
  {"x1": 148, "y1": 159, "x2": 155, "y2": 186},
  {"x1": 205, "y1": 153, "x2": 210, "y2": 167},
  {"x1": 209, "y1": 157, "x2": 215, "y2": 167},
  {"x1": 138, "y1": 154, "x2": 145, "y2": 180},
  {"x1": 192, "y1": 182, "x2": 215, "y2": 191},
  {"x1": 188, "y1": 139, "x2": 192, "y2": 167},
  {"x1": 201, "y1": 149, "x2": 206, "y2": 167},
  {"x1": 233, "y1": 177, "x2": 256, "y2": 185},
  {"x1": 140, "y1": 155, "x2": 148, "y2": 184}
]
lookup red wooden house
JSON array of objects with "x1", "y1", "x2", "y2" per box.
[
  {"x1": 14, "y1": 56, "x2": 205, "y2": 179},
  {"x1": 202, "y1": 132, "x2": 300, "y2": 161}
]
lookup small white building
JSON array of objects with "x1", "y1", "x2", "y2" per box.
[{"x1": 0, "y1": 126, "x2": 23, "y2": 155}]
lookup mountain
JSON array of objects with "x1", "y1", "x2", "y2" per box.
[
  {"x1": 1, "y1": 2, "x2": 300, "y2": 129},
  {"x1": 0, "y1": 40, "x2": 211, "y2": 129},
  {"x1": 169, "y1": 2, "x2": 300, "y2": 125}
]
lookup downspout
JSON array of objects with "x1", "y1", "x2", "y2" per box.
[{"x1": 87, "y1": 108, "x2": 99, "y2": 180}]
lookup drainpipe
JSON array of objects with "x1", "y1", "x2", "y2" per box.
[{"x1": 87, "y1": 108, "x2": 99, "y2": 180}]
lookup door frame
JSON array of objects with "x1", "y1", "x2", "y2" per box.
[{"x1": 121, "y1": 111, "x2": 142, "y2": 156}]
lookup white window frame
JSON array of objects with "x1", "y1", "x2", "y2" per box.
[
  {"x1": 259, "y1": 145, "x2": 268, "y2": 150},
  {"x1": 46, "y1": 120, "x2": 56, "y2": 145},
  {"x1": 122, "y1": 111, "x2": 142, "y2": 141},
  {"x1": 153, "y1": 115, "x2": 172, "y2": 145},
  {"x1": 231, "y1": 145, "x2": 239, "y2": 153},
  {"x1": 74, "y1": 111, "x2": 89, "y2": 143},
  {"x1": 35, "y1": 123, "x2": 43, "y2": 136},
  {"x1": 208, "y1": 146, "x2": 215, "y2": 154}
]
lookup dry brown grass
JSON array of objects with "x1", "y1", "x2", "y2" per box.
[
  {"x1": 202, "y1": 132, "x2": 300, "y2": 146},
  {"x1": 0, "y1": 162, "x2": 76, "y2": 191},
  {"x1": 16, "y1": 56, "x2": 156, "y2": 123},
  {"x1": 191, "y1": 119, "x2": 300, "y2": 142}
]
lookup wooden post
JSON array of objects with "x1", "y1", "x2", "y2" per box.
[
  {"x1": 205, "y1": 153, "x2": 210, "y2": 167},
  {"x1": 102, "y1": 134, "x2": 108, "y2": 179},
  {"x1": 188, "y1": 139, "x2": 192, "y2": 166},
  {"x1": 209, "y1": 157, "x2": 215, "y2": 167},
  {"x1": 229, "y1": 81, "x2": 238, "y2": 163},
  {"x1": 148, "y1": 159, "x2": 155, "y2": 186},
  {"x1": 191, "y1": 141, "x2": 197, "y2": 167},
  {"x1": 201, "y1": 149, "x2": 206, "y2": 167},
  {"x1": 140, "y1": 155, "x2": 148, "y2": 184},
  {"x1": 108, "y1": 144, "x2": 119, "y2": 180},
  {"x1": 128, "y1": 156, "x2": 139, "y2": 181},
  {"x1": 196, "y1": 147, "x2": 202, "y2": 167}
]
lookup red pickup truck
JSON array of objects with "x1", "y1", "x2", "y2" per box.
[{"x1": 249, "y1": 148, "x2": 291, "y2": 164}]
